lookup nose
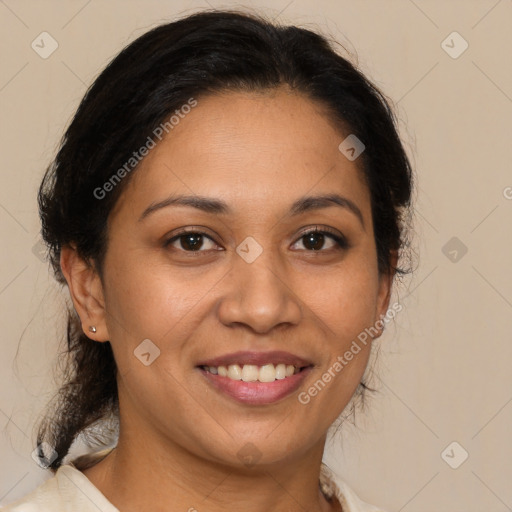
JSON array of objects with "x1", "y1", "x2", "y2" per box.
[{"x1": 217, "y1": 250, "x2": 303, "y2": 334}]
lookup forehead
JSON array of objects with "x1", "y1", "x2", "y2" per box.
[{"x1": 113, "y1": 89, "x2": 371, "y2": 222}]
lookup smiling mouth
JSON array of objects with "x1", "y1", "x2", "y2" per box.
[{"x1": 198, "y1": 363, "x2": 310, "y2": 383}]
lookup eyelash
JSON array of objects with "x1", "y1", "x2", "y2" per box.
[{"x1": 163, "y1": 226, "x2": 349, "y2": 254}]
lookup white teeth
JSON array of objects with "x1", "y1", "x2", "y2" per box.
[
  {"x1": 259, "y1": 364, "x2": 277, "y2": 383},
  {"x1": 241, "y1": 364, "x2": 259, "y2": 382},
  {"x1": 227, "y1": 364, "x2": 242, "y2": 380},
  {"x1": 275, "y1": 363, "x2": 286, "y2": 380},
  {"x1": 205, "y1": 363, "x2": 304, "y2": 382}
]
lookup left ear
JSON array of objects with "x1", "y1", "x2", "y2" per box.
[
  {"x1": 373, "y1": 250, "x2": 398, "y2": 339},
  {"x1": 60, "y1": 244, "x2": 110, "y2": 342}
]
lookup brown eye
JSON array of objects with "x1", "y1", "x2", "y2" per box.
[
  {"x1": 292, "y1": 228, "x2": 348, "y2": 252},
  {"x1": 165, "y1": 231, "x2": 218, "y2": 252}
]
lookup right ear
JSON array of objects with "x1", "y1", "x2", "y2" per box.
[{"x1": 60, "y1": 245, "x2": 110, "y2": 342}]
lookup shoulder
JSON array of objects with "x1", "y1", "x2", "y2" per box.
[
  {"x1": 1, "y1": 472, "x2": 59, "y2": 512},
  {"x1": 320, "y1": 464, "x2": 389, "y2": 512},
  {"x1": 1, "y1": 463, "x2": 118, "y2": 512}
]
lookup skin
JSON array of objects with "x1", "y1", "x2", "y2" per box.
[{"x1": 61, "y1": 87, "x2": 395, "y2": 512}]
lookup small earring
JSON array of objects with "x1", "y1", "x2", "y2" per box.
[{"x1": 88, "y1": 326, "x2": 97, "y2": 333}]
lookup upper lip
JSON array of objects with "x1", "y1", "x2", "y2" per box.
[{"x1": 197, "y1": 350, "x2": 313, "y2": 368}]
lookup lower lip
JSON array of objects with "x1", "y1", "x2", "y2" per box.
[{"x1": 198, "y1": 367, "x2": 312, "y2": 405}]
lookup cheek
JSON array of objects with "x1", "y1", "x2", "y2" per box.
[
  {"x1": 101, "y1": 245, "x2": 230, "y2": 378},
  {"x1": 299, "y1": 260, "x2": 380, "y2": 343},
  {"x1": 102, "y1": 247, "x2": 201, "y2": 334},
  {"x1": 294, "y1": 267, "x2": 378, "y2": 421}
]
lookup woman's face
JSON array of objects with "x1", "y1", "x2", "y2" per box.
[{"x1": 95, "y1": 88, "x2": 393, "y2": 467}]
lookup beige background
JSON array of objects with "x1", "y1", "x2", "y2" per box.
[{"x1": 1, "y1": 1, "x2": 511, "y2": 510}]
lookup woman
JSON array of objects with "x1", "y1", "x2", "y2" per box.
[{"x1": 2, "y1": 9, "x2": 412, "y2": 512}]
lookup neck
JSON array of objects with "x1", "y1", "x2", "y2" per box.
[{"x1": 82, "y1": 425, "x2": 336, "y2": 512}]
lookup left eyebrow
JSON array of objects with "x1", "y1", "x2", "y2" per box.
[
  {"x1": 138, "y1": 192, "x2": 365, "y2": 230},
  {"x1": 289, "y1": 193, "x2": 365, "y2": 230}
]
